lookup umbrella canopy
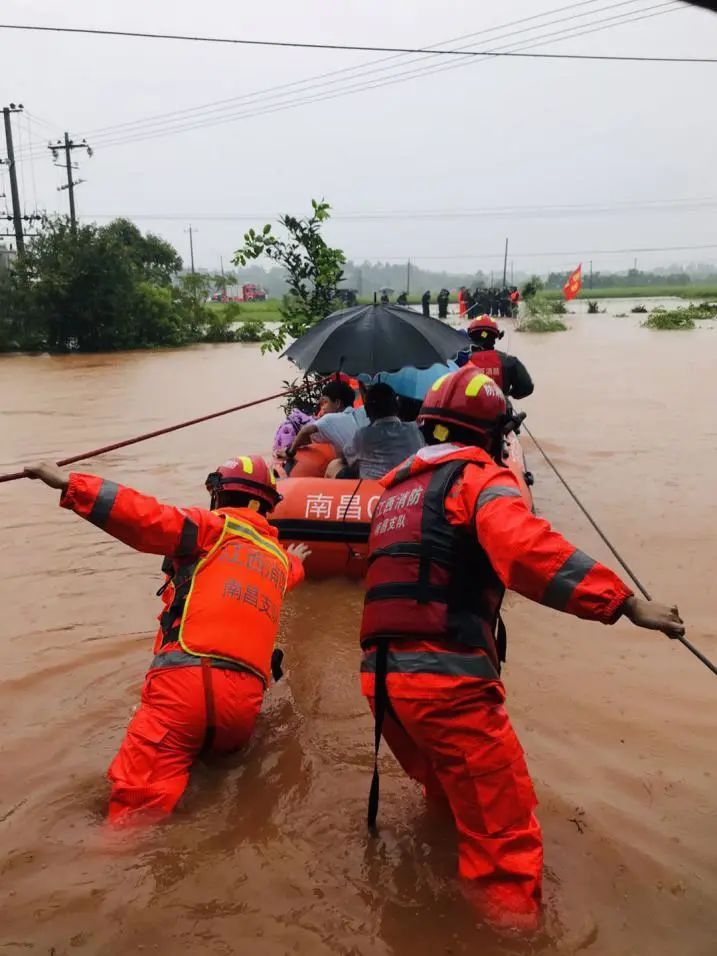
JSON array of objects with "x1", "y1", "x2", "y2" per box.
[
  {"x1": 282, "y1": 303, "x2": 469, "y2": 377},
  {"x1": 375, "y1": 361, "x2": 458, "y2": 401}
]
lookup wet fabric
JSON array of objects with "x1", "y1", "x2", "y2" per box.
[
  {"x1": 367, "y1": 680, "x2": 542, "y2": 930},
  {"x1": 108, "y1": 666, "x2": 264, "y2": 823},
  {"x1": 344, "y1": 417, "x2": 425, "y2": 479}
]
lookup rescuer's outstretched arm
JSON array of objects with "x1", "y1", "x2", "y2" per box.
[
  {"x1": 25, "y1": 462, "x2": 216, "y2": 558},
  {"x1": 444, "y1": 464, "x2": 684, "y2": 640}
]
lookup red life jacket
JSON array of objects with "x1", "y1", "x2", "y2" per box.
[
  {"x1": 360, "y1": 448, "x2": 505, "y2": 673},
  {"x1": 468, "y1": 349, "x2": 504, "y2": 391}
]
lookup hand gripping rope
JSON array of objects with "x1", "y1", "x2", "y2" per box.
[{"x1": 524, "y1": 423, "x2": 716, "y2": 677}]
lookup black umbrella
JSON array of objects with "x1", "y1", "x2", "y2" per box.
[{"x1": 282, "y1": 303, "x2": 468, "y2": 376}]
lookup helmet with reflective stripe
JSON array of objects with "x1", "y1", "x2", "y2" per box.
[
  {"x1": 417, "y1": 367, "x2": 507, "y2": 441},
  {"x1": 206, "y1": 456, "x2": 281, "y2": 509},
  {"x1": 468, "y1": 314, "x2": 503, "y2": 341}
]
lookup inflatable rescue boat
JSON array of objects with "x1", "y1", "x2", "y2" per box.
[{"x1": 269, "y1": 433, "x2": 533, "y2": 579}]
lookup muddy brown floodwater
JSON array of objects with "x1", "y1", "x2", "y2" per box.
[{"x1": 0, "y1": 312, "x2": 715, "y2": 956}]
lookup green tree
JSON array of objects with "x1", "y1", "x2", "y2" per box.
[
  {"x1": 233, "y1": 199, "x2": 346, "y2": 351},
  {"x1": 0, "y1": 216, "x2": 204, "y2": 352}
]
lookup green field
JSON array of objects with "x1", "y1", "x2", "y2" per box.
[
  {"x1": 208, "y1": 300, "x2": 282, "y2": 321},
  {"x1": 209, "y1": 286, "x2": 717, "y2": 319},
  {"x1": 540, "y1": 285, "x2": 717, "y2": 301}
]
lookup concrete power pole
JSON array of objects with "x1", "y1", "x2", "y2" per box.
[
  {"x1": 2, "y1": 103, "x2": 25, "y2": 255},
  {"x1": 49, "y1": 133, "x2": 93, "y2": 231},
  {"x1": 185, "y1": 226, "x2": 197, "y2": 274}
]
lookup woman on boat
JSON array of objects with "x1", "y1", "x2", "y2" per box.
[{"x1": 282, "y1": 379, "x2": 367, "y2": 477}]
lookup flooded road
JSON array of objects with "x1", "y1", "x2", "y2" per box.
[{"x1": 1, "y1": 314, "x2": 715, "y2": 955}]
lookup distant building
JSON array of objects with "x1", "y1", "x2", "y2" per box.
[{"x1": 0, "y1": 242, "x2": 16, "y2": 273}]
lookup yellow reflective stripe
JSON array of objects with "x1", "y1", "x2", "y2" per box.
[
  {"x1": 465, "y1": 373, "x2": 491, "y2": 397},
  {"x1": 430, "y1": 373, "x2": 451, "y2": 392},
  {"x1": 238, "y1": 456, "x2": 254, "y2": 474},
  {"x1": 225, "y1": 517, "x2": 289, "y2": 572}
]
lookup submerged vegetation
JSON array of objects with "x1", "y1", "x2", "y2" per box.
[
  {"x1": 517, "y1": 316, "x2": 569, "y2": 333},
  {"x1": 642, "y1": 301, "x2": 717, "y2": 330},
  {"x1": 518, "y1": 277, "x2": 568, "y2": 331}
]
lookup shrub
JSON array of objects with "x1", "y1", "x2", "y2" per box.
[
  {"x1": 517, "y1": 317, "x2": 568, "y2": 333},
  {"x1": 631, "y1": 304, "x2": 648, "y2": 313},
  {"x1": 587, "y1": 300, "x2": 600, "y2": 314},
  {"x1": 550, "y1": 300, "x2": 567, "y2": 315},
  {"x1": 642, "y1": 309, "x2": 695, "y2": 330},
  {"x1": 235, "y1": 318, "x2": 271, "y2": 342}
]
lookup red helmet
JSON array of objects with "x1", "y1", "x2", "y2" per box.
[
  {"x1": 468, "y1": 314, "x2": 504, "y2": 341},
  {"x1": 205, "y1": 456, "x2": 281, "y2": 509},
  {"x1": 417, "y1": 367, "x2": 507, "y2": 442}
]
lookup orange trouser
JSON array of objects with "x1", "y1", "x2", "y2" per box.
[
  {"x1": 108, "y1": 664, "x2": 263, "y2": 824},
  {"x1": 369, "y1": 681, "x2": 542, "y2": 930}
]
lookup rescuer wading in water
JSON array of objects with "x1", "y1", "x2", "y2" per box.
[
  {"x1": 359, "y1": 366, "x2": 684, "y2": 934},
  {"x1": 25, "y1": 456, "x2": 310, "y2": 824}
]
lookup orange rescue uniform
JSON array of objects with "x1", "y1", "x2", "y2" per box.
[
  {"x1": 60, "y1": 473, "x2": 304, "y2": 823},
  {"x1": 360, "y1": 445, "x2": 632, "y2": 930}
]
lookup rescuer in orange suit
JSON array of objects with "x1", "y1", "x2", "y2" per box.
[
  {"x1": 359, "y1": 367, "x2": 684, "y2": 934},
  {"x1": 25, "y1": 456, "x2": 310, "y2": 825},
  {"x1": 467, "y1": 314, "x2": 534, "y2": 400}
]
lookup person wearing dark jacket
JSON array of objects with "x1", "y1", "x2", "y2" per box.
[
  {"x1": 467, "y1": 315, "x2": 534, "y2": 399},
  {"x1": 437, "y1": 288, "x2": 450, "y2": 318},
  {"x1": 421, "y1": 290, "x2": 431, "y2": 317}
]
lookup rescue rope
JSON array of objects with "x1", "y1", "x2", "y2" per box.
[
  {"x1": 0, "y1": 386, "x2": 299, "y2": 484},
  {"x1": 523, "y1": 423, "x2": 717, "y2": 677}
]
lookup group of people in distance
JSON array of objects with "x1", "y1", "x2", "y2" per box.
[{"x1": 22, "y1": 310, "x2": 685, "y2": 939}]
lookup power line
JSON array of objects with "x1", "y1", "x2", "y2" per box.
[
  {"x1": 80, "y1": 196, "x2": 717, "y2": 223},
  {"x1": 346, "y1": 243, "x2": 717, "y2": 261},
  {"x1": 26, "y1": 1, "x2": 687, "y2": 155},
  {"x1": 74, "y1": 0, "x2": 654, "y2": 146},
  {"x1": 11, "y1": 1, "x2": 689, "y2": 158},
  {"x1": 1, "y1": 16, "x2": 712, "y2": 63},
  {"x1": 77, "y1": 0, "x2": 620, "y2": 139}
]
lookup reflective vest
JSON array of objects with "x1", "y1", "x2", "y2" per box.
[
  {"x1": 360, "y1": 450, "x2": 505, "y2": 672},
  {"x1": 155, "y1": 513, "x2": 290, "y2": 685},
  {"x1": 468, "y1": 349, "x2": 504, "y2": 390}
]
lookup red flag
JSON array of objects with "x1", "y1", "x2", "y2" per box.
[{"x1": 563, "y1": 263, "x2": 582, "y2": 301}]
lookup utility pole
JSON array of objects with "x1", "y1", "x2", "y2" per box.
[
  {"x1": 185, "y1": 226, "x2": 197, "y2": 274},
  {"x1": 406, "y1": 257, "x2": 411, "y2": 296},
  {"x1": 49, "y1": 133, "x2": 93, "y2": 231},
  {"x1": 501, "y1": 237, "x2": 509, "y2": 288},
  {"x1": 589, "y1": 260, "x2": 593, "y2": 289},
  {"x1": 2, "y1": 103, "x2": 25, "y2": 255}
]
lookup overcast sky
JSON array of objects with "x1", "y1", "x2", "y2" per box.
[{"x1": 2, "y1": 0, "x2": 716, "y2": 276}]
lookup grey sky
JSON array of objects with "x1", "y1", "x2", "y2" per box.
[{"x1": 2, "y1": 0, "x2": 716, "y2": 276}]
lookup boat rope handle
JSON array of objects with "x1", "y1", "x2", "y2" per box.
[
  {"x1": 0, "y1": 384, "x2": 302, "y2": 484},
  {"x1": 523, "y1": 422, "x2": 716, "y2": 677}
]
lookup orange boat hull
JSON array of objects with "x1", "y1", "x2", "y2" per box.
[{"x1": 270, "y1": 436, "x2": 533, "y2": 579}]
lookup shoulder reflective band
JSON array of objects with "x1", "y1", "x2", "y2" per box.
[
  {"x1": 87, "y1": 479, "x2": 119, "y2": 528},
  {"x1": 541, "y1": 549, "x2": 596, "y2": 611},
  {"x1": 225, "y1": 517, "x2": 289, "y2": 571},
  {"x1": 476, "y1": 485, "x2": 523, "y2": 511}
]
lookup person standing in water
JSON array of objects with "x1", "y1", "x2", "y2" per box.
[
  {"x1": 421, "y1": 290, "x2": 431, "y2": 317},
  {"x1": 25, "y1": 456, "x2": 310, "y2": 824},
  {"x1": 358, "y1": 366, "x2": 684, "y2": 934}
]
